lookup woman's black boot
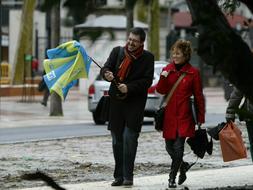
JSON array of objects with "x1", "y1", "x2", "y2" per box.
[
  {"x1": 168, "y1": 170, "x2": 177, "y2": 188},
  {"x1": 168, "y1": 178, "x2": 177, "y2": 188},
  {"x1": 178, "y1": 161, "x2": 190, "y2": 185}
]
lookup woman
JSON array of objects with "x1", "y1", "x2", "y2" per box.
[{"x1": 156, "y1": 39, "x2": 205, "y2": 188}]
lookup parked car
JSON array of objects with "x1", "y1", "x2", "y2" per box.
[{"x1": 88, "y1": 61, "x2": 167, "y2": 124}]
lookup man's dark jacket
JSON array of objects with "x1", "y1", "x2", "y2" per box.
[
  {"x1": 226, "y1": 87, "x2": 253, "y2": 121},
  {"x1": 101, "y1": 46, "x2": 154, "y2": 133}
]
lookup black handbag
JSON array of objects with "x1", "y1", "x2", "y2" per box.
[
  {"x1": 154, "y1": 73, "x2": 186, "y2": 131},
  {"x1": 95, "y1": 96, "x2": 110, "y2": 123},
  {"x1": 154, "y1": 107, "x2": 165, "y2": 131}
]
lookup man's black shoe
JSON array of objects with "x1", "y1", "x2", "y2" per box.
[
  {"x1": 111, "y1": 179, "x2": 123, "y2": 186},
  {"x1": 123, "y1": 179, "x2": 133, "y2": 186},
  {"x1": 168, "y1": 178, "x2": 177, "y2": 188}
]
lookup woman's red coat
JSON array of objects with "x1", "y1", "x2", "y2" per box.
[{"x1": 156, "y1": 62, "x2": 205, "y2": 140}]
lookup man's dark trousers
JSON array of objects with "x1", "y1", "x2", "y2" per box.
[{"x1": 111, "y1": 127, "x2": 140, "y2": 181}]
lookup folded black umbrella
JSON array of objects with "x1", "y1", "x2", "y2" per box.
[{"x1": 187, "y1": 127, "x2": 213, "y2": 159}]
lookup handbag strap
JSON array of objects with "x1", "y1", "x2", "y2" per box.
[
  {"x1": 161, "y1": 72, "x2": 186, "y2": 107},
  {"x1": 116, "y1": 47, "x2": 124, "y2": 71}
]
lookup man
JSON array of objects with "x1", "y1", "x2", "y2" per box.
[
  {"x1": 100, "y1": 27, "x2": 154, "y2": 186},
  {"x1": 39, "y1": 70, "x2": 50, "y2": 107},
  {"x1": 226, "y1": 86, "x2": 253, "y2": 162}
]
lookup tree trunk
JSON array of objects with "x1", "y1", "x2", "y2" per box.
[
  {"x1": 126, "y1": 9, "x2": 134, "y2": 37},
  {"x1": 50, "y1": 2, "x2": 60, "y2": 49},
  {"x1": 50, "y1": 92, "x2": 63, "y2": 116},
  {"x1": 135, "y1": 0, "x2": 148, "y2": 23},
  {"x1": 125, "y1": 0, "x2": 137, "y2": 37},
  {"x1": 148, "y1": 0, "x2": 160, "y2": 59},
  {"x1": 12, "y1": 0, "x2": 36, "y2": 84},
  {"x1": 186, "y1": 0, "x2": 253, "y2": 102},
  {"x1": 49, "y1": 2, "x2": 63, "y2": 116}
]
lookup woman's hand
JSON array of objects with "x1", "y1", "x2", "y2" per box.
[{"x1": 161, "y1": 71, "x2": 169, "y2": 77}]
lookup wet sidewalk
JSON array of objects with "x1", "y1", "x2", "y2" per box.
[
  {"x1": 0, "y1": 88, "x2": 92, "y2": 129},
  {"x1": 19, "y1": 164, "x2": 253, "y2": 190}
]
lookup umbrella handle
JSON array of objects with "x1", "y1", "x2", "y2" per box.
[
  {"x1": 90, "y1": 57, "x2": 127, "y2": 99},
  {"x1": 90, "y1": 57, "x2": 102, "y2": 69}
]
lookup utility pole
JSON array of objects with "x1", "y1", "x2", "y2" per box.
[
  {"x1": 35, "y1": 22, "x2": 38, "y2": 59},
  {"x1": 167, "y1": 0, "x2": 173, "y2": 34},
  {"x1": 0, "y1": 0, "x2": 2, "y2": 118},
  {"x1": 166, "y1": 0, "x2": 176, "y2": 59},
  {"x1": 0, "y1": 0, "x2": 2, "y2": 63}
]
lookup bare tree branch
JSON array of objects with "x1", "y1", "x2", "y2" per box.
[{"x1": 186, "y1": 0, "x2": 253, "y2": 101}]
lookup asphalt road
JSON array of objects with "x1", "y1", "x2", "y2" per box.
[{"x1": 0, "y1": 113, "x2": 225, "y2": 144}]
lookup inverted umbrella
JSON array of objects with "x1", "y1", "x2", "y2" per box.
[{"x1": 43, "y1": 40, "x2": 92, "y2": 100}]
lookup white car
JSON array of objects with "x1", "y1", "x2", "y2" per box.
[{"x1": 88, "y1": 61, "x2": 167, "y2": 124}]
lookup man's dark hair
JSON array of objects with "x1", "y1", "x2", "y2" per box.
[{"x1": 129, "y1": 27, "x2": 146, "y2": 42}]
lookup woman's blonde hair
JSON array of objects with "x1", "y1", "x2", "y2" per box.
[{"x1": 170, "y1": 39, "x2": 193, "y2": 62}]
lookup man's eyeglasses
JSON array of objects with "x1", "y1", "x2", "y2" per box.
[{"x1": 127, "y1": 38, "x2": 141, "y2": 43}]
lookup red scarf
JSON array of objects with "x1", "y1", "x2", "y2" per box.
[{"x1": 117, "y1": 44, "x2": 144, "y2": 82}]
